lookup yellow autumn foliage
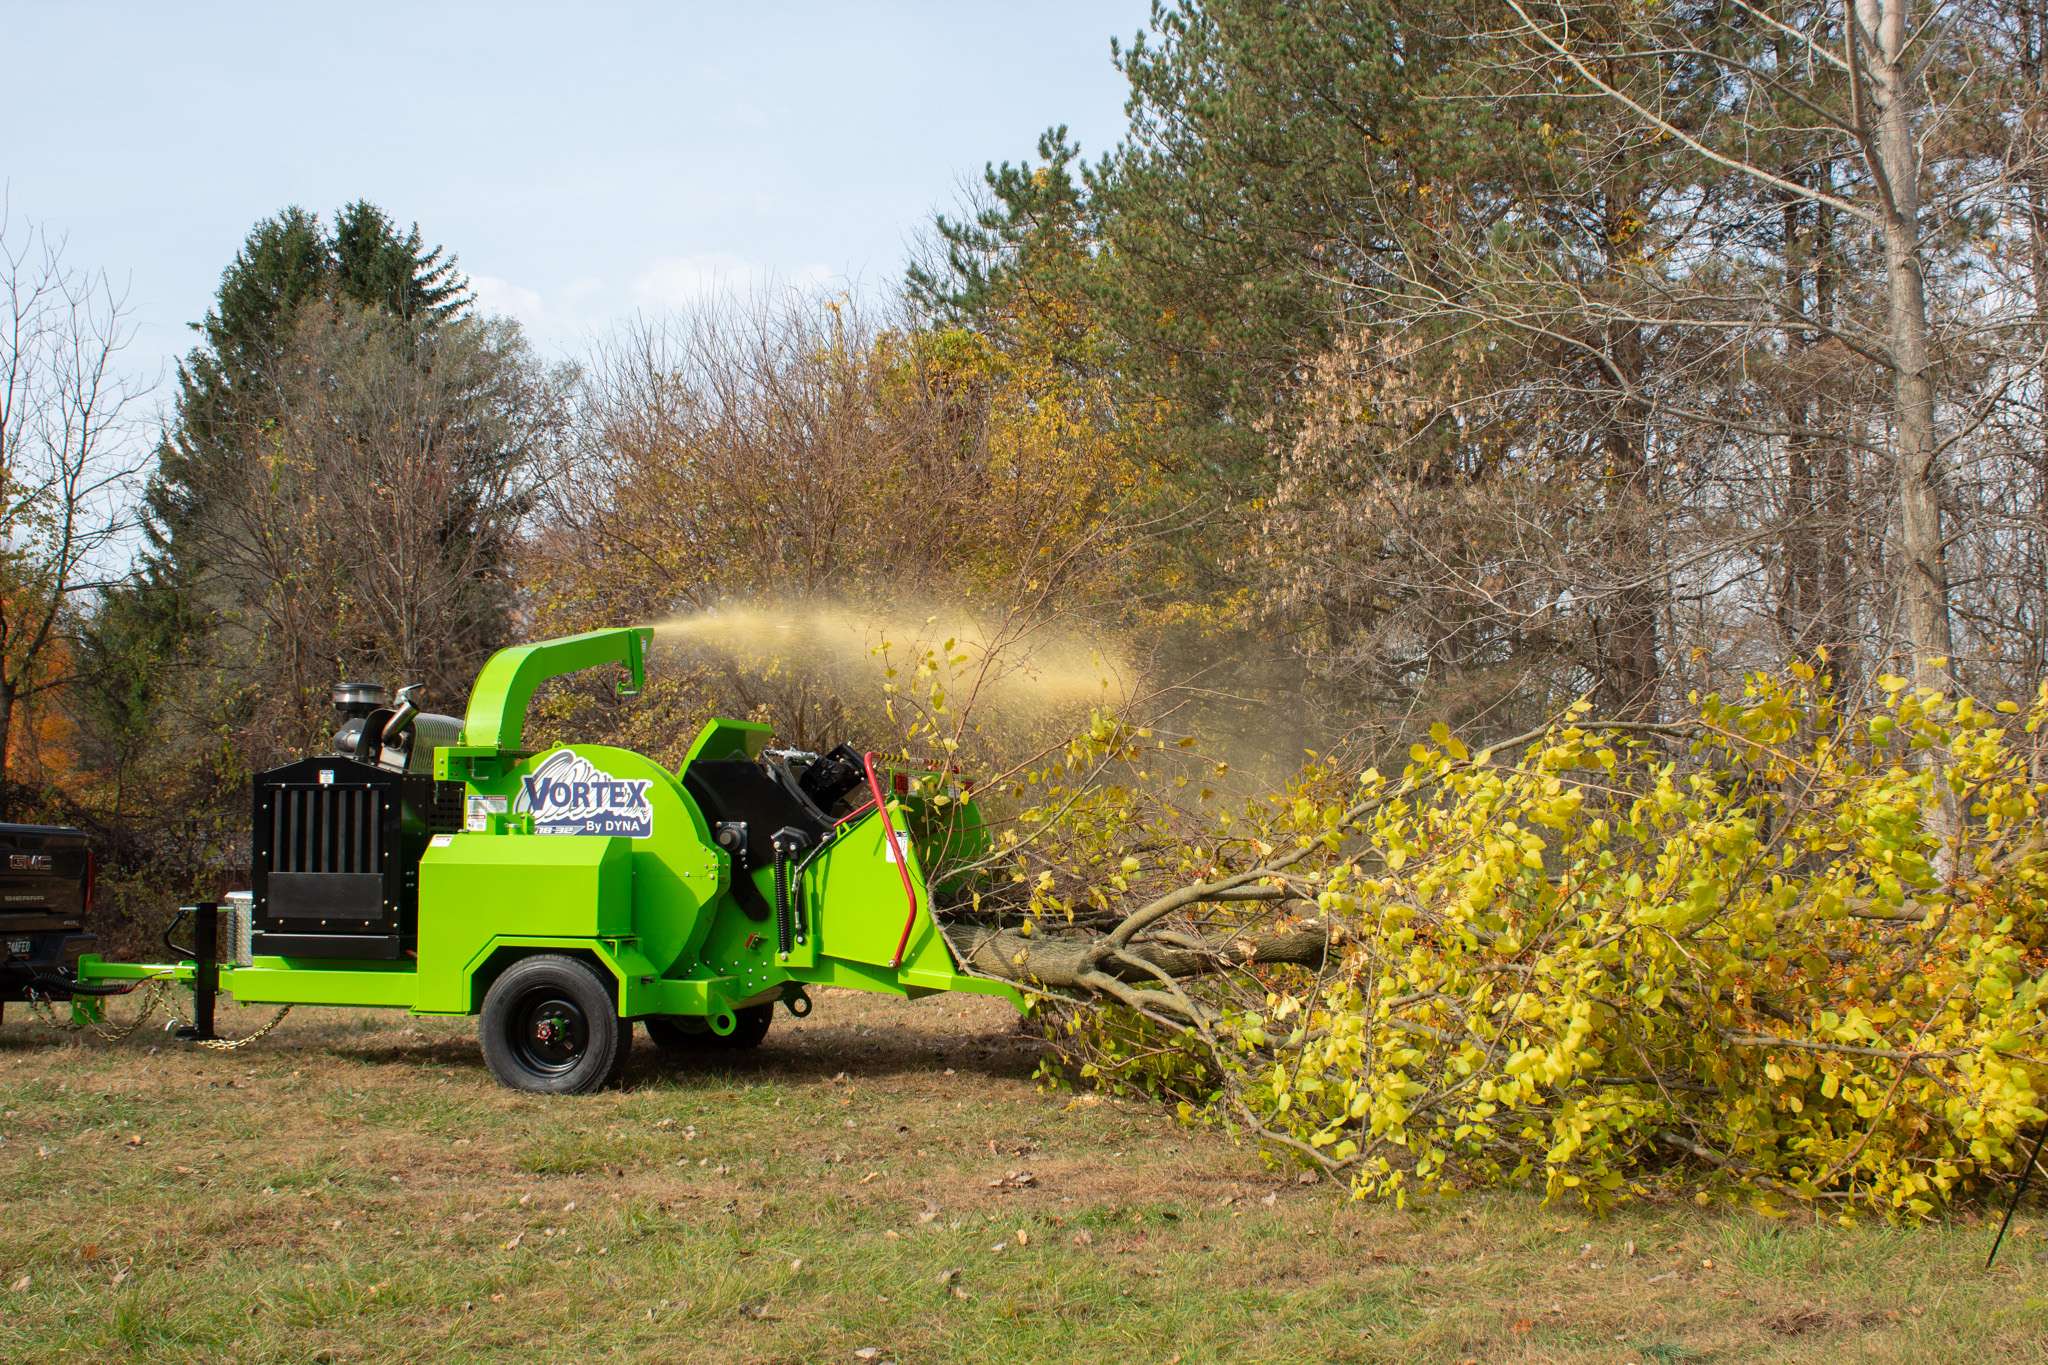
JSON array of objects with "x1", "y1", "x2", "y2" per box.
[{"x1": 1017, "y1": 661, "x2": 2048, "y2": 1217}]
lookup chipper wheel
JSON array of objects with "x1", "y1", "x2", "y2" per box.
[
  {"x1": 479, "y1": 954, "x2": 631, "y2": 1094},
  {"x1": 644, "y1": 1002, "x2": 774, "y2": 1054}
]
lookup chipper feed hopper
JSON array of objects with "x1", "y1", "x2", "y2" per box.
[{"x1": 62, "y1": 627, "x2": 1022, "y2": 1092}]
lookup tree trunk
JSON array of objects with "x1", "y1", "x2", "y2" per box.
[
  {"x1": 1781, "y1": 191, "x2": 1823, "y2": 656},
  {"x1": 0, "y1": 678, "x2": 16, "y2": 817},
  {"x1": 2026, "y1": 0, "x2": 2048, "y2": 682},
  {"x1": 1814, "y1": 192, "x2": 1860, "y2": 686},
  {"x1": 1596, "y1": 192, "x2": 1660, "y2": 720},
  {"x1": 1599, "y1": 423, "x2": 1661, "y2": 719},
  {"x1": 1862, "y1": 0, "x2": 1954, "y2": 687}
]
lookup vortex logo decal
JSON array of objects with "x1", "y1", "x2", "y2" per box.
[{"x1": 514, "y1": 750, "x2": 655, "y2": 838}]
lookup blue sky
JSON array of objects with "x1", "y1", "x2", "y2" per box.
[{"x1": 10, "y1": 1, "x2": 1147, "y2": 389}]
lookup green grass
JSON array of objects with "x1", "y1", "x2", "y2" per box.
[{"x1": 3, "y1": 990, "x2": 2047, "y2": 1362}]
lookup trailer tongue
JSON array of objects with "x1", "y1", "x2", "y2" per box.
[{"x1": 57, "y1": 626, "x2": 1021, "y2": 1092}]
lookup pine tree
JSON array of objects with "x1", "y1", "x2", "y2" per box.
[
  {"x1": 911, "y1": 3, "x2": 1446, "y2": 476},
  {"x1": 328, "y1": 200, "x2": 468, "y2": 328},
  {"x1": 142, "y1": 203, "x2": 472, "y2": 589},
  {"x1": 145, "y1": 206, "x2": 331, "y2": 561},
  {"x1": 908, "y1": 128, "x2": 1094, "y2": 327},
  {"x1": 96, "y1": 203, "x2": 482, "y2": 774}
]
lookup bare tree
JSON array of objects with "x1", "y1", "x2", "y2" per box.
[
  {"x1": 189, "y1": 300, "x2": 558, "y2": 758},
  {"x1": 534, "y1": 294, "x2": 1146, "y2": 755},
  {"x1": 1500, "y1": 0, "x2": 1982, "y2": 689},
  {"x1": 0, "y1": 210, "x2": 146, "y2": 800}
]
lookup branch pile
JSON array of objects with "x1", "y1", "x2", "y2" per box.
[{"x1": 934, "y1": 665, "x2": 2048, "y2": 1216}]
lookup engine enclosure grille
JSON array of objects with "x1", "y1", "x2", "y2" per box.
[{"x1": 250, "y1": 756, "x2": 463, "y2": 960}]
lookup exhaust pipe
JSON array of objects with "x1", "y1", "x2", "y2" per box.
[{"x1": 378, "y1": 684, "x2": 424, "y2": 770}]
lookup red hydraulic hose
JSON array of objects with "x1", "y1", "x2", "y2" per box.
[{"x1": 863, "y1": 751, "x2": 921, "y2": 968}]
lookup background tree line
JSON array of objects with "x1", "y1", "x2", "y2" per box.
[{"x1": 916, "y1": 0, "x2": 2048, "y2": 733}]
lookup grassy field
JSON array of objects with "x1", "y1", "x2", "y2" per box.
[{"x1": 2, "y1": 989, "x2": 2046, "y2": 1363}]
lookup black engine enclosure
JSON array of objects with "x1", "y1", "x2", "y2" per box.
[{"x1": 250, "y1": 756, "x2": 462, "y2": 960}]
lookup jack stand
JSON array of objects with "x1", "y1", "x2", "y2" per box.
[{"x1": 176, "y1": 902, "x2": 218, "y2": 1043}]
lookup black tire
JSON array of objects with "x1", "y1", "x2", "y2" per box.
[
  {"x1": 479, "y1": 954, "x2": 630, "y2": 1094},
  {"x1": 644, "y1": 1002, "x2": 773, "y2": 1053}
]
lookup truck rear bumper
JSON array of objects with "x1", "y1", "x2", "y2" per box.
[{"x1": 1, "y1": 930, "x2": 96, "y2": 1001}]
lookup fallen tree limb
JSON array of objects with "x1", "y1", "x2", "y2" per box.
[{"x1": 958, "y1": 923, "x2": 1330, "y2": 991}]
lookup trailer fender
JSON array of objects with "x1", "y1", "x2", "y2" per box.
[{"x1": 447, "y1": 937, "x2": 743, "y2": 1023}]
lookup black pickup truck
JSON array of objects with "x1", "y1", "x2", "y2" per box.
[{"x1": 0, "y1": 822, "x2": 94, "y2": 1008}]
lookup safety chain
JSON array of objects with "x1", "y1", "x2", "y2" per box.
[
  {"x1": 170, "y1": 1002, "x2": 294, "y2": 1052},
  {"x1": 26, "y1": 977, "x2": 174, "y2": 1041},
  {"x1": 26, "y1": 978, "x2": 292, "y2": 1052}
]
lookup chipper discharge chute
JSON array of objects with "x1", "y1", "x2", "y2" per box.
[{"x1": 57, "y1": 627, "x2": 1021, "y2": 1092}]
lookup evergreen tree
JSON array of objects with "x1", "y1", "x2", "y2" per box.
[
  {"x1": 328, "y1": 200, "x2": 468, "y2": 328},
  {"x1": 909, "y1": 127, "x2": 1094, "y2": 329},
  {"x1": 97, "y1": 202, "x2": 482, "y2": 774},
  {"x1": 913, "y1": 3, "x2": 1449, "y2": 476},
  {"x1": 146, "y1": 204, "x2": 471, "y2": 578},
  {"x1": 145, "y1": 207, "x2": 330, "y2": 561}
]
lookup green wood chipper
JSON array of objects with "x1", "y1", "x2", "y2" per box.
[{"x1": 56, "y1": 627, "x2": 1023, "y2": 1092}]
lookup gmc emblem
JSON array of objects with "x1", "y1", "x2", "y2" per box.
[{"x1": 9, "y1": 853, "x2": 51, "y2": 871}]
